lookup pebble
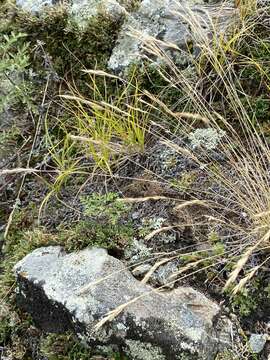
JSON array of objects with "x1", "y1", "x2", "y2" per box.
[{"x1": 249, "y1": 333, "x2": 268, "y2": 354}]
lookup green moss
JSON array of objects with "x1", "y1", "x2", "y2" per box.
[
  {"x1": 0, "y1": 30, "x2": 35, "y2": 113},
  {"x1": 40, "y1": 332, "x2": 128, "y2": 360},
  {"x1": 40, "y1": 333, "x2": 92, "y2": 360},
  {"x1": 11, "y1": 6, "x2": 124, "y2": 78},
  {"x1": 81, "y1": 192, "x2": 130, "y2": 224},
  {"x1": 56, "y1": 219, "x2": 134, "y2": 252}
]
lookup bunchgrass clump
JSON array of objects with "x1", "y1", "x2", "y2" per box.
[
  {"x1": 60, "y1": 70, "x2": 149, "y2": 172},
  {"x1": 40, "y1": 70, "x2": 150, "y2": 214}
]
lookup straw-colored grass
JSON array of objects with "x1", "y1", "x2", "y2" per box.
[{"x1": 135, "y1": 1, "x2": 270, "y2": 294}]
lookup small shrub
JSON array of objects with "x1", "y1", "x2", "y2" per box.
[
  {"x1": 0, "y1": 31, "x2": 33, "y2": 112},
  {"x1": 81, "y1": 192, "x2": 130, "y2": 225}
]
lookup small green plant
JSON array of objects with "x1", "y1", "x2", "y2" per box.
[
  {"x1": 0, "y1": 126, "x2": 21, "y2": 158},
  {"x1": 0, "y1": 31, "x2": 33, "y2": 112},
  {"x1": 229, "y1": 287, "x2": 258, "y2": 317},
  {"x1": 57, "y1": 219, "x2": 134, "y2": 251},
  {"x1": 170, "y1": 171, "x2": 197, "y2": 193},
  {"x1": 208, "y1": 230, "x2": 220, "y2": 244},
  {"x1": 81, "y1": 192, "x2": 130, "y2": 225},
  {"x1": 40, "y1": 332, "x2": 128, "y2": 359}
]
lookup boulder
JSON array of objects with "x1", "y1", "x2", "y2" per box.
[
  {"x1": 108, "y1": 0, "x2": 237, "y2": 72},
  {"x1": 14, "y1": 246, "x2": 233, "y2": 359}
]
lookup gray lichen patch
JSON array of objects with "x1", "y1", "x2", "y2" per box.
[
  {"x1": 188, "y1": 128, "x2": 226, "y2": 150},
  {"x1": 124, "y1": 339, "x2": 166, "y2": 360}
]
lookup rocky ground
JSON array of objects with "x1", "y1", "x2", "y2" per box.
[{"x1": 0, "y1": 0, "x2": 270, "y2": 359}]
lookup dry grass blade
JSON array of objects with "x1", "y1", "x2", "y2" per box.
[
  {"x1": 69, "y1": 135, "x2": 123, "y2": 152},
  {"x1": 168, "y1": 259, "x2": 205, "y2": 279},
  {"x1": 145, "y1": 226, "x2": 175, "y2": 241},
  {"x1": 224, "y1": 229, "x2": 270, "y2": 291},
  {"x1": 82, "y1": 69, "x2": 122, "y2": 80},
  {"x1": 174, "y1": 112, "x2": 210, "y2": 124},
  {"x1": 174, "y1": 199, "x2": 208, "y2": 211},
  {"x1": 224, "y1": 248, "x2": 256, "y2": 291},
  {"x1": 118, "y1": 196, "x2": 170, "y2": 203},
  {"x1": 161, "y1": 140, "x2": 199, "y2": 162},
  {"x1": 231, "y1": 265, "x2": 260, "y2": 295},
  {"x1": 60, "y1": 94, "x2": 103, "y2": 110},
  {"x1": 93, "y1": 296, "x2": 144, "y2": 332},
  {"x1": 0, "y1": 168, "x2": 37, "y2": 175},
  {"x1": 141, "y1": 257, "x2": 171, "y2": 284}
]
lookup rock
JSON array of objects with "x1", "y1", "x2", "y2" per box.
[
  {"x1": 16, "y1": 0, "x2": 55, "y2": 13},
  {"x1": 131, "y1": 263, "x2": 152, "y2": 277},
  {"x1": 108, "y1": 0, "x2": 237, "y2": 72},
  {"x1": 69, "y1": 0, "x2": 129, "y2": 30},
  {"x1": 151, "y1": 261, "x2": 178, "y2": 287},
  {"x1": 16, "y1": 0, "x2": 130, "y2": 27},
  {"x1": 14, "y1": 246, "x2": 232, "y2": 359},
  {"x1": 249, "y1": 334, "x2": 268, "y2": 354}
]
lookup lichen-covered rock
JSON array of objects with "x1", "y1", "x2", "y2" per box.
[
  {"x1": 16, "y1": 0, "x2": 54, "y2": 13},
  {"x1": 108, "y1": 0, "x2": 237, "y2": 72},
  {"x1": 14, "y1": 246, "x2": 232, "y2": 359},
  {"x1": 69, "y1": 0, "x2": 129, "y2": 29},
  {"x1": 249, "y1": 333, "x2": 268, "y2": 354},
  {"x1": 16, "y1": 0, "x2": 131, "y2": 27}
]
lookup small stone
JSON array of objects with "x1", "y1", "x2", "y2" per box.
[
  {"x1": 16, "y1": 0, "x2": 129, "y2": 26},
  {"x1": 131, "y1": 263, "x2": 152, "y2": 277},
  {"x1": 16, "y1": 0, "x2": 55, "y2": 13},
  {"x1": 69, "y1": 0, "x2": 128, "y2": 30},
  {"x1": 249, "y1": 333, "x2": 268, "y2": 354},
  {"x1": 151, "y1": 261, "x2": 178, "y2": 287}
]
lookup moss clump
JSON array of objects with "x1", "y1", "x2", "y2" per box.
[
  {"x1": 56, "y1": 219, "x2": 134, "y2": 252},
  {"x1": 40, "y1": 332, "x2": 128, "y2": 359},
  {"x1": 170, "y1": 171, "x2": 198, "y2": 193},
  {"x1": 10, "y1": 5, "x2": 124, "y2": 78},
  {"x1": 40, "y1": 333, "x2": 92, "y2": 360}
]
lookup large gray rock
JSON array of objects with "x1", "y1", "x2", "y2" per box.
[
  {"x1": 14, "y1": 246, "x2": 232, "y2": 359},
  {"x1": 108, "y1": 0, "x2": 237, "y2": 72}
]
